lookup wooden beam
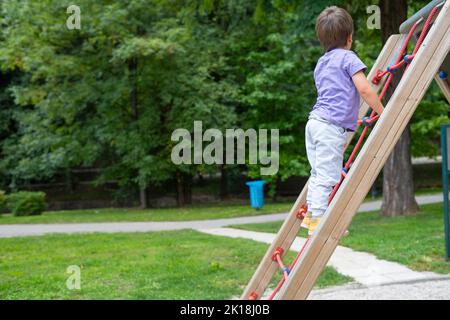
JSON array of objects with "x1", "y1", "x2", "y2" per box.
[
  {"x1": 436, "y1": 74, "x2": 450, "y2": 103},
  {"x1": 413, "y1": 27, "x2": 450, "y2": 104},
  {"x1": 277, "y1": 0, "x2": 450, "y2": 300},
  {"x1": 240, "y1": 34, "x2": 405, "y2": 300}
]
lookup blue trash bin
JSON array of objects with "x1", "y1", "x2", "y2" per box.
[{"x1": 246, "y1": 180, "x2": 265, "y2": 209}]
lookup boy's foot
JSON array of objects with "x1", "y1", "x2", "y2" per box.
[
  {"x1": 306, "y1": 216, "x2": 349, "y2": 237},
  {"x1": 301, "y1": 212, "x2": 312, "y2": 229},
  {"x1": 308, "y1": 217, "x2": 321, "y2": 236}
]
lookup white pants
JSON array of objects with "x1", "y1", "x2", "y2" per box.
[{"x1": 305, "y1": 118, "x2": 347, "y2": 218}]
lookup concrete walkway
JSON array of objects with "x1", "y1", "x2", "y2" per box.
[
  {"x1": 198, "y1": 228, "x2": 445, "y2": 287},
  {"x1": 308, "y1": 278, "x2": 450, "y2": 300},
  {"x1": 0, "y1": 193, "x2": 444, "y2": 238},
  {"x1": 0, "y1": 213, "x2": 289, "y2": 238}
]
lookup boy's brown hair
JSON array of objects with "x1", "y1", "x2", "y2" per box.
[{"x1": 316, "y1": 6, "x2": 354, "y2": 51}]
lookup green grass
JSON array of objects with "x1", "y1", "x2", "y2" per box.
[
  {"x1": 232, "y1": 203, "x2": 450, "y2": 275},
  {"x1": 362, "y1": 187, "x2": 442, "y2": 202},
  {"x1": 0, "y1": 230, "x2": 351, "y2": 299},
  {"x1": 0, "y1": 189, "x2": 442, "y2": 224},
  {"x1": 0, "y1": 202, "x2": 293, "y2": 225}
]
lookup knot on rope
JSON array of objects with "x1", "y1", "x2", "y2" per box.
[
  {"x1": 249, "y1": 292, "x2": 258, "y2": 300},
  {"x1": 282, "y1": 267, "x2": 290, "y2": 275},
  {"x1": 296, "y1": 205, "x2": 308, "y2": 219},
  {"x1": 342, "y1": 167, "x2": 348, "y2": 178},
  {"x1": 387, "y1": 65, "x2": 397, "y2": 74},
  {"x1": 372, "y1": 69, "x2": 384, "y2": 85},
  {"x1": 272, "y1": 247, "x2": 284, "y2": 261},
  {"x1": 362, "y1": 116, "x2": 373, "y2": 127},
  {"x1": 403, "y1": 54, "x2": 413, "y2": 64}
]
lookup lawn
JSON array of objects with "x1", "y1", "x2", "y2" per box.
[
  {"x1": 0, "y1": 202, "x2": 293, "y2": 225},
  {"x1": 0, "y1": 230, "x2": 351, "y2": 299},
  {"x1": 0, "y1": 190, "x2": 441, "y2": 225},
  {"x1": 231, "y1": 203, "x2": 450, "y2": 274},
  {"x1": 362, "y1": 187, "x2": 442, "y2": 202}
]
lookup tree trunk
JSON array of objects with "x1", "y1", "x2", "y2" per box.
[
  {"x1": 380, "y1": 0, "x2": 419, "y2": 216},
  {"x1": 129, "y1": 57, "x2": 139, "y2": 120},
  {"x1": 176, "y1": 171, "x2": 192, "y2": 206},
  {"x1": 176, "y1": 172, "x2": 185, "y2": 207},
  {"x1": 139, "y1": 187, "x2": 149, "y2": 209},
  {"x1": 64, "y1": 169, "x2": 74, "y2": 193},
  {"x1": 271, "y1": 177, "x2": 279, "y2": 202},
  {"x1": 183, "y1": 173, "x2": 192, "y2": 205},
  {"x1": 381, "y1": 127, "x2": 419, "y2": 216},
  {"x1": 129, "y1": 57, "x2": 149, "y2": 208},
  {"x1": 219, "y1": 165, "x2": 229, "y2": 200}
]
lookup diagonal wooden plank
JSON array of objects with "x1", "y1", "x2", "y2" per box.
[
  {"x1": 435, "y1": 74, "x2": 450, "y2": 103},
  {"x1": 240, "y1": 34, "x2": 405, "y2": 300},
  {"x1": 277, "y1": 0, "x2": 450, "y2": 300},
  {"x1": 284, "y1": 4, "x2": 448, "y2": 297}
]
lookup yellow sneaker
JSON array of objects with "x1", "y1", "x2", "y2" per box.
[
  {"x1": 308, "y1": 217, "x2": 321, "y2": 236},
  {"x1": 301, "y1": 212, "x2": 312, "y2": 229}
]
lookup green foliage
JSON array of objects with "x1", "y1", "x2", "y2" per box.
[
  {"x1": 0, "y1": 0, "x2": 447, "y2": 199},
  {"x1": 0, "y1": 0, "x2": 238, "y2": 191},
  {"x1": 7, "y1": 191, "x2": 46, "y2": 216},
  {"x1": 411, "y1": 82, "x2": 449, "y2": 158}
]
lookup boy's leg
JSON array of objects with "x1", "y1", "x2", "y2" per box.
[
  {"x1": 308, "y1": 121, "x2": 346, "y2": 234},
  {"x1": 304, "y1": 120, "x2": 317, "y2": 229}
]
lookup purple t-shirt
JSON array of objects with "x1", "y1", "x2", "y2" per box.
[{"x1": 310, "y1": 48, "x2": 367, "y2": 131}]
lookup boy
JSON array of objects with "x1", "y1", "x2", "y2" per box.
[{"x1": 302, "y1": 6, "x2": 384, "y2": 236}]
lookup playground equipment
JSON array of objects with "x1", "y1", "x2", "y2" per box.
[
  {"x1": 242, "y1": 0, "x2": 450, "y2": 300},
  {"x1": 440, "y1": 124, "x2": 450, "y2": 261}
]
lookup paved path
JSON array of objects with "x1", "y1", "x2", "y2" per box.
[
  {"x1": 309, "y1": 278, "x2": 450, "y2": 300},
  {"x1": 0, "y1": 213, "x2": 289, "y2": 238},
  {"x1": 0, "y1": 194, "x2": 444, "y2": 238},
  {"x1": 199, "y1": 228, "x2": 445, "y2": 287}
]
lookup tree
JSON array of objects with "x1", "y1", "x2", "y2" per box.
[
  {"x1": 0, "y1": 70, "x2": 19, "y2": 190},
  {"x1": 238, "y1": 1, "x2": 337, "y2": 197},
  {"x1": 0, "y1": 0, "x2": 237, "y2": 206},
  {"x1": 379, "y1": 0, "x2": 419, "y2": 216},
  {"x1": 0, "y1": 0, "x2": 443, "y2": 209}
]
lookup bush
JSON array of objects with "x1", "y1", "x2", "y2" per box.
[{"x1": 7, "y1": 191, "x2": 46, "y2": 216}]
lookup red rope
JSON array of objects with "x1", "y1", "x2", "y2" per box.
[
  {"x1": 329, "y1": 5, "x2": 439, "y2": 202},
  {"x1": 372, "y1": 19, "x2": 421, "y2": 85},
  {"x1": 329, "y1": 17, "x2": 424, "y2": 202},
  {"x1": 272, "y1": 248, "x2": 289, "y2": 280},
  {"x1": 267, "y1": 237, "x2": 310, "y2": 300},
  {"x1": 413, "y1": 7, "x2": 439, "y2": 56}
]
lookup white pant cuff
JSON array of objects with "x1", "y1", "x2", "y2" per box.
[{"x1": 311, "y1": 210, "x2": 325, "y2": 218}]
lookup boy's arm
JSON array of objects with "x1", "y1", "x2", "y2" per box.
[{"x1": 352, "y1": 71, "x2": 384, "y2": 115}]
